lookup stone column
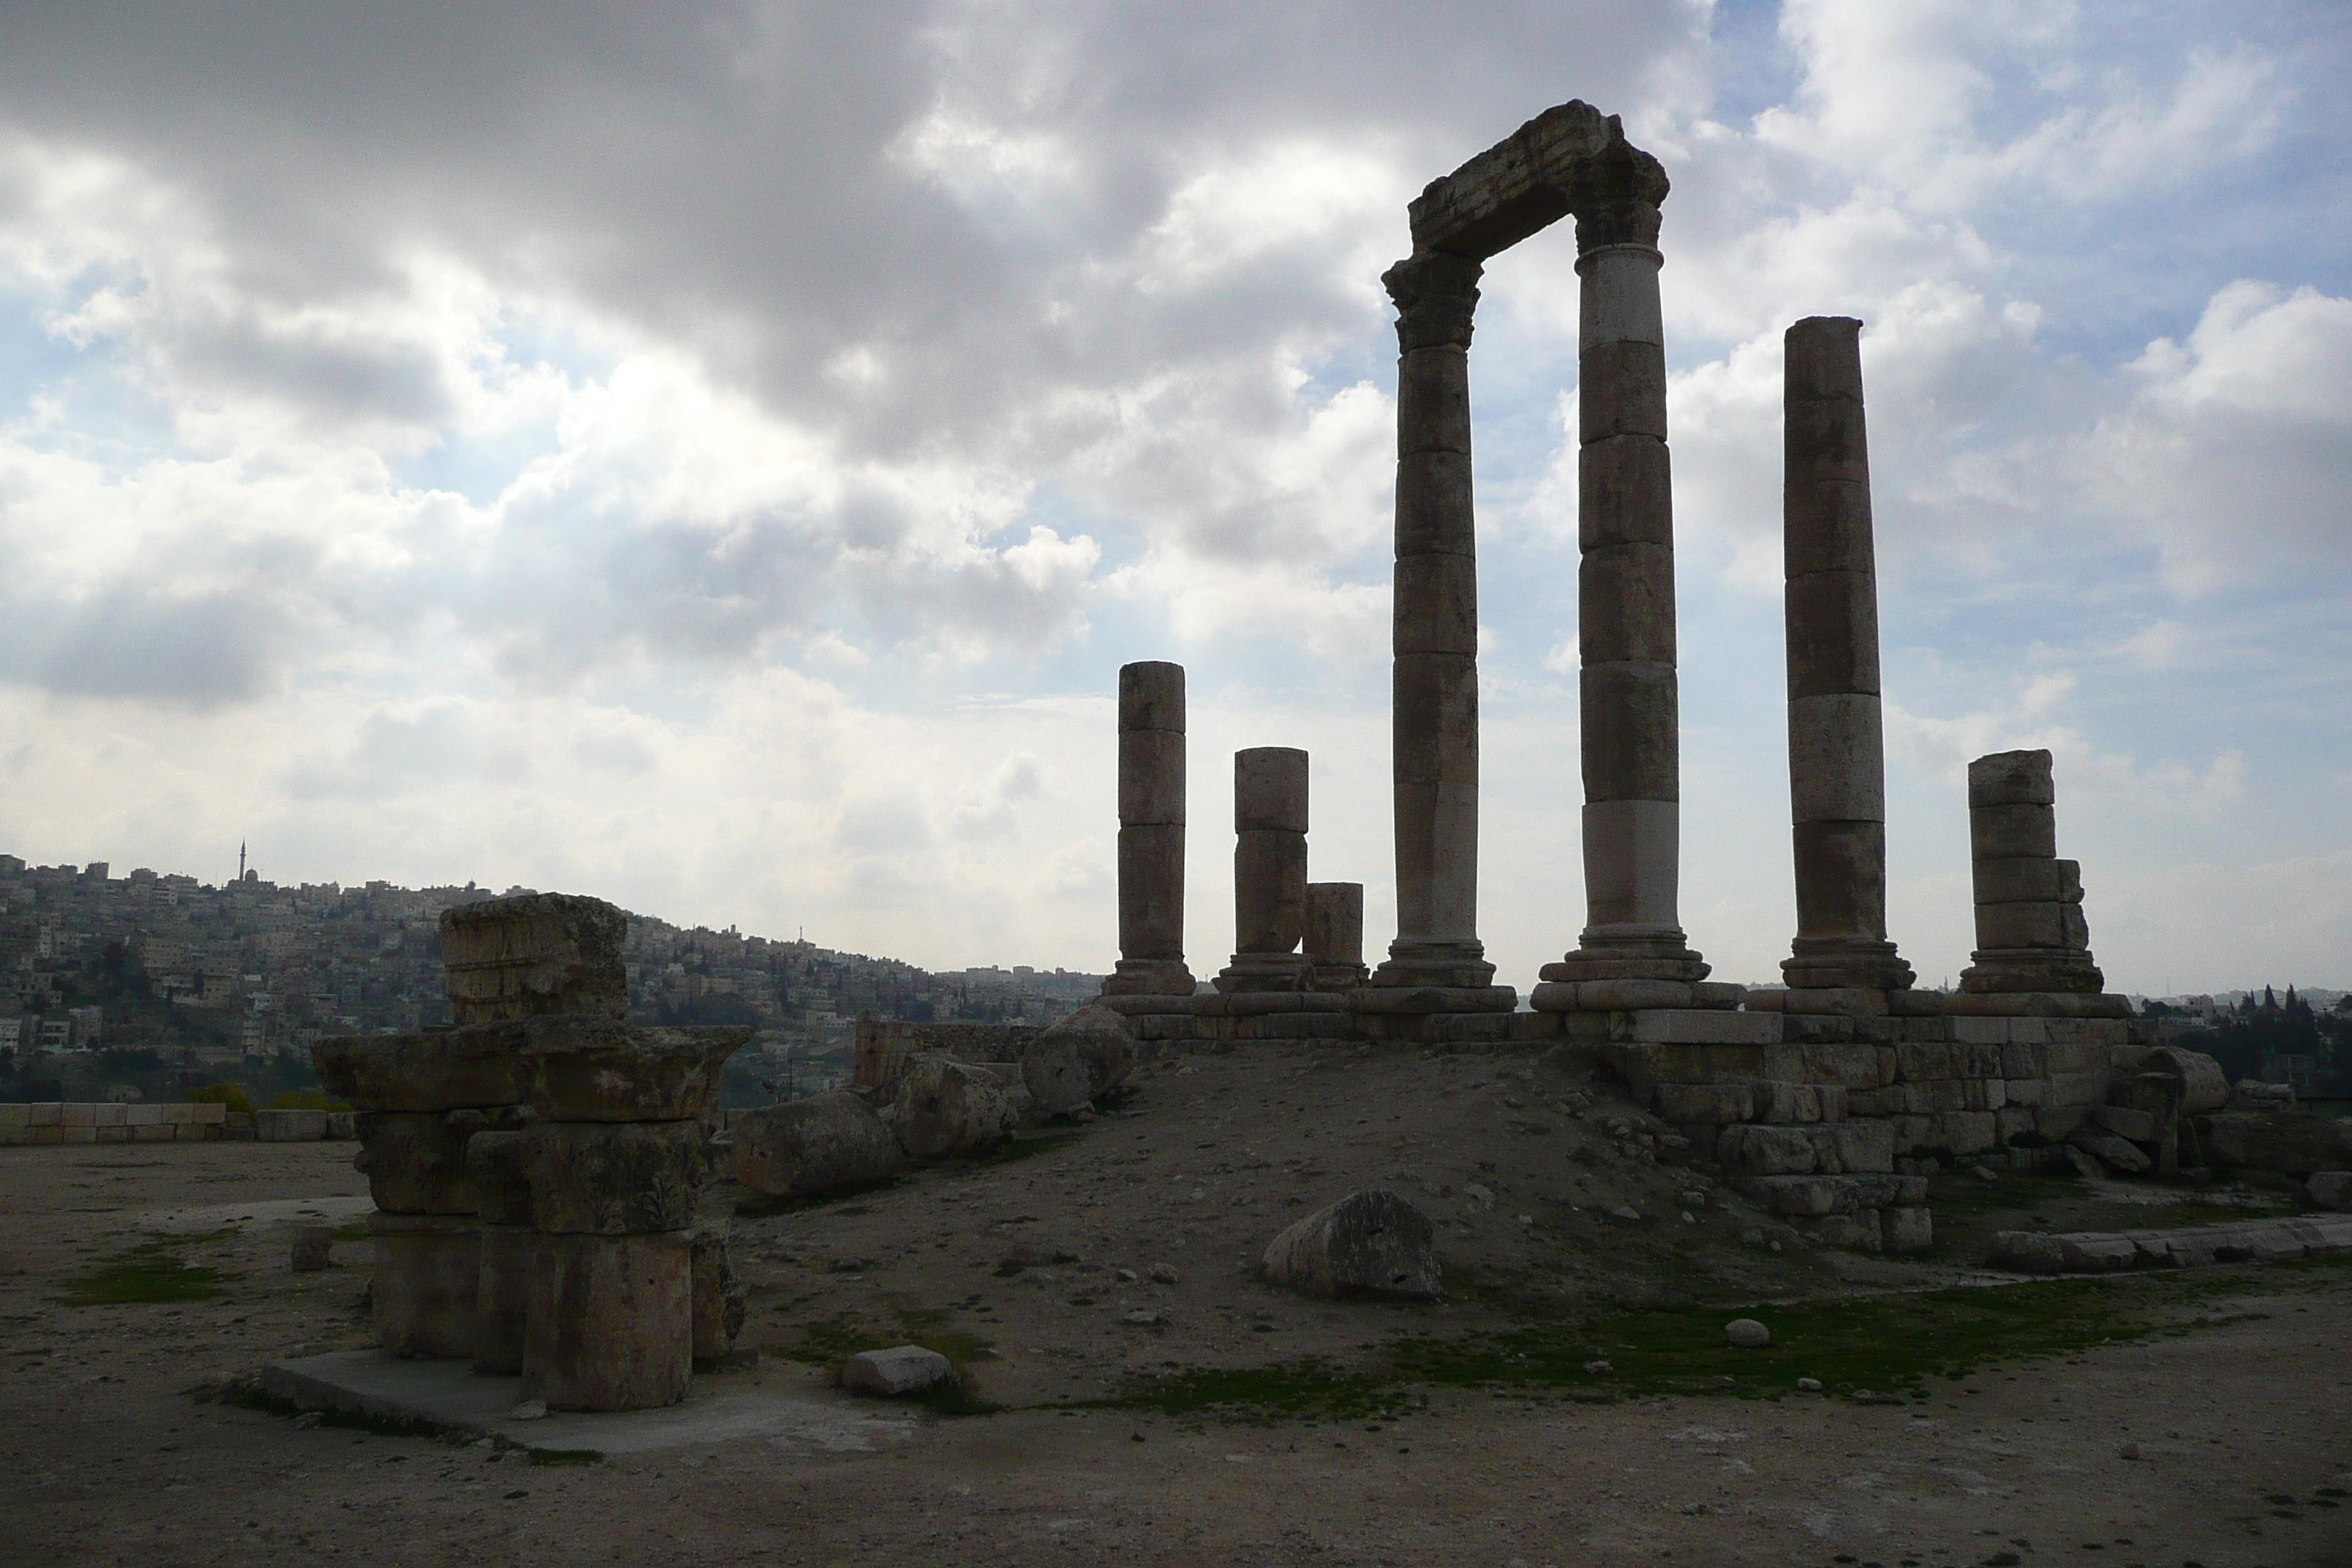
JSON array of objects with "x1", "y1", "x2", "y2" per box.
[
  {"x1": 465, "y1": 1128, "x2": 535, "y2": 1376},
  {"x1": 1959, "y1": 750, "x2": 2104, "y2": 995},
  {"x1": 1216, "y1": 747, "x2": 1311, "y2": 992},
  {"x1": 1368, "y1": 252, "x2": 1496, "y2": 992},
  {"x1": 1544, "y1": 143, "x2": 1711, "y2": 992},
  {"x1": 1304, "y1": 882, "x2": 1368, "y2": 991},
  {"x1": 1781, "y1": 317, "x2": 1914, "y2": 992},
  {"x1": 1102, "y1": 661, "x2": 1195, "y2": 997}
]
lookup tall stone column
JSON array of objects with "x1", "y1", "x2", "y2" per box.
[
  {"x1": 1304, "y1": 882, "x2": 1369, "y2": 991},
  {"x1": 1216, "y1": 747, "x2": 1311, "y2": 992},
  {"x1": 1782, "y1": 317, "x2": 1914, "y2": 992},
  {"x1": 1545, "y1": 143, "x2": 1710, "y2": 990},
  {"x1": 1102, "y1": 661, "x2": 1195, "y2": 997},
  {"x1": 1960, "y1": 750, "x2": 2104, "y2": 995},
  {"x1": 1368, "y1": 252, "x2": 1496, "y2": 992}
]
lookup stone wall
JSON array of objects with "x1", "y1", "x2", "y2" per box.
[{"x1": 0, "y1": 1101, "x2": 230, "y2": 1144}]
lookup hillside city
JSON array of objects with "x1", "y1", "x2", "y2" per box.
[{"x1": 0, "y1": 852, "x2": 1101, "y2": 1107}]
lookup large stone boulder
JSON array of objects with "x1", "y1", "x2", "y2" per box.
[
  {"x1": 2145, "y1": 1046, "x2": 2229, "y2": 1115},
  {"x1": 1022, "y1": 1004, "x2": 1137, "y2": 1116},
  {"x1": 440, "y1": 892, "x2": 629, "y2": 1024},
  {"x1": 1261, "y1": 1188, "x2": 1441, "y2": 1300},
  {"x1": 729, "y1": 1092, "x2": 904, "y2": 1199},
  {"x1": 2201, "y1": 1108, "x2": 2352, "y2": 1175},
  {"x1": 890, "y1": 1055, "x2": 1017, "y2": 1160}
]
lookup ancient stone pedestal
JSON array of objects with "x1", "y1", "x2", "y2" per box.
[
  {"x1": 1102, "y1": 661, "x2": 1196, "y2": 998},
  {"x1": 1959, "y1": 750, "x2": 2105, "y2": 998},
  {"x1": 1216, "y1": 747, "x2": 1311, "y2": 992},
  {"x1": 1304, "y1": 882, "x2": 1369, "y2": 991},
  {"x1": 1540, "y1": 127, "x2": 1714, "y2": 1000},
  {"x1": 464, "y1": 1129, "x2": 535, "y2": 1375},
  {"x1": 1779, "y1": 317, "x2": 1914, "y2": 993},
  {"x1": 526, "y1": 1231, "x2": 694, "y2": 1411}
]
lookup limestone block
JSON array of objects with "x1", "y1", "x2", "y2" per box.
[
  {"x1": 2008, "y1": 1016, "x2": 2053, "y2": 1044},
  {"x1": 441, "y1": 892, "x2": 628, "y2": 1025},
  {"x1": 24, "y1": 1126, "x2": 64, "y2": 1144},
  {"x1": 1969, "y1": 804, "x2": 2057, "y2": 862},
  {"x1": 355, "y1": 1110, "x2": 485, "y2": 1215},
  {"x1": 1575, "y1": 796, "x2": 1683, "y2": 930},
  {"x1": 369, "y1": 1212, "x2": 479, "y2": 1359},
  {"x1": 1229, "y1": 829, "x2": 1308, "y2": 960},
  {"x1": 1117, "y1": 730, "x2": 1186, "y2": 825},
  {"x1": 1261, "y1": 1189, "x2": 1441, "y2": 1300},
  {"x1": 1580, "y1": 241, "x2": 1667, "y2": 347},
  {"x1": 1303, "y1": 882, "x2": 1365, "y2": 971},
  {"x1": 1777, "y1": 1012, "x2": 1856, "y2": 1045},
  {"x1": 1754, "y1": 1080, "x2": 1844, "y2": 1123},
  {"x1": 1881, "y1": 1206, "x2": 1934, "y2": 1254},
  {"x1": 525, "y1": 1120, "x2": 704, "y2": 1235},
  {"x1": 1783, "y1": 478, "x2": 1875, "y2": 576},
  {"x1": 2046, "y1": 1074, "x2": 2100, "y2": 1107},
  {"x1": 1969, "y1": 749, "x2": 2055, "y2": 807},
  {"x1": 891, "y1": 1054, "x2": 1017, "y2": 1160},
  {"x1": 464, "y1": 1129, "x2": 536, "y2": 1227},
  {"x1": 1656, "y1": 1082, "x2": 1753, "y2": 1124},
  {"x1": 2092, "y1": 1104, "x2": 2158, "y2": 1142},
  {"x1": 1931, "y1": 1112, "x2": 1998, "y2": 1155},
  {"x1": 1994, "y1": 1107, "x2": 2037, "y2": 1144},
  {"x1": 191, "y1": 1101, "x2": 227, "y2": 1125},
  {"x1": 26, "y1": 1103, "x2": 61, "y2": 1126},
  {"x1": 64, "y1": 1126, "x2": 100, "y2": 1144},
  {"x1": 1782, "y1": 401, "x2": 1867, "y2": 486},
  {"x1": 690, "y1": 1223, "x2": 745, "y2": 1368},
  {"x1": 1579, "y1": 662, "x2": 1679, "y2": 802},
  {"x1": 519, "y1": 1018, "x2": 748, "y2": 1123},
  {"x1": 1781, "y1": 985, "x2": 1890, "y2": 1017},
  {"x1": 1740, "y1": 1173, "x2": 1916, "y2": 1215},
  {"x1": 2146, "y1": 1046, "x2": 2229, "y2": 1114},
  {"x1": 2201, "y1": 1109, "x2": 2352, "y2": 1175},
  {"x1": 1629, "y1": 1009, "x2": 1779, "y2": 1045},
  {"x1": 1578, "y1": 434, "x2": 1674, "y2": 551},
  {"x1": 1844, "y1": 1088, "x2": 1896, "y2": 1117},
  {"x1": 2000, "y1": 1044, "x2": 2048, "y2": 1079},
  {"x1": 1801, "y1": 1210, "x2": 1882, "y2": 1251},
  {"x1": 1395, "y1": 554, "x2": 1480, "y2": 657},
  {"x1": 1023, "y1": 1004, "x2": 1139, "y2": 1116},
  {"x1": 94, "y1": 1126, "x2": 131, "y2": 1143},
  {"x1": 522, "y1": 1230, "x2": 693, "y2": 1412},
  {"x1": 1719, "y1": 1125, "x2": 1820, "y2": 1176},
  {"x1": 1820, "y1": 1120, "x2": 1895, "y2": 1173},
  {"x1": 473, "y1": 1222, "x2": 536, "y2": 1376},
  {"x1": 1117, "y1": 660, "x2": 1186, "y2": 733},
  {"x1": 730, "y1": 1092, "x2": 902, "y2": 1200},
  {"x1": 1405, "y1": 98, "x2": 1643, "y2": 259},
  {"x1": 1579, "y1": 542, "x2": 1676, "y2": 665},
  {"x1": 1396, "y1": 344, "x2": 1472, "y2": 453},
  {"x1": 1975, "y1": 901, "x2": 2070, "y2": 950},
  {"x1": 314, "y1": 1024, "x2": 531, "y2": 1113},
  {"x1": 1973, "y1": 856, "x2": 2070, "y2": 904},
  {"x1": 1578, "y1": 339, "x2": 1668, "y2": 442},
  {"x1": 124, "y1": 1104, "x2": 163, "y2": 1126},
  {"x1": 0, "y1": 1104, "x2": 26, "y2": 1131},
  {"x1": 2047, "y1": 1018, "x2": 2131, "y2": 1047},
  {"x1": 62, "y1": 1103, "x2": 97, "y2": 1127},
  {"x1": 2307, "y1": 1173, "x2": 2352, "y2": 1213},
  {"x1": 2067, "y1": 1124, "x2": 2151, "y2": 1175},
  {"x1": 1784, "y1": 589, "x2": 1884, "y2": 706},
  {"x1": 2035, "y1": 1105, "x2": 2092, "y2": 1142},
  {"x1": 844, "y1": 1346, "x2": 954, "y2": 1398},
  {"x1": 1392, "y1": 452, "x2": 1475, "y2": 556}
]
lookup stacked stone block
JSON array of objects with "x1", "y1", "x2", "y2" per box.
[
  {"x1": 1303, "y1": 882, "x2": 1369, "y2": 991},
  {"x1": 1216, "y1": 747, "x2": 1311, "y2": 992},
  {"x1": 0, "y1": 1101, "x2": 227, "y2": 1144},
  {"x1": 1959, "y1": 750, "x2": 2106, "y2": 999}
]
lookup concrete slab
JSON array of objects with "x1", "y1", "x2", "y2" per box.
[{"x1": 260, "y1": 1349, "x2": 918, "y2": 1457}]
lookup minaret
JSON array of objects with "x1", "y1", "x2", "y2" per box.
[{"x1": 238, "y1": 841, "x2": 247, "y2": 882}]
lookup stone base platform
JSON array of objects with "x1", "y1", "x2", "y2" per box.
[
  {"x1": 1989, "y1": 1214, "x2": 2352, "y2": 1275},
  {"x1": 259, "y1": 1350, "x2": 915, "y2": 1457}
]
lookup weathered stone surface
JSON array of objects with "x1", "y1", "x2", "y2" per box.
[
  {"x1": 1993, "y1": 1215, "x2": 2352, "y2": 1273},
  {"x1": 891, "y1": 1054, "x2": 1017, "y2": 1160},
  {"x1": 1969, "y1": 803, "x2": 2059, "y2": 862},
  {"x1": 2091, "y1": 1103, "x2": 2158, "y2": 1142},
  {"x1": 1968, "y1": 750, "x2": 2057, "y2": 808},
  {"x1": 518, "y1": 1018, "x2": 748, "y2": 1123},
  {"x1": 464, "y1": 1128, "x2": 536, "y2": 1227},
  {"x1": 691, "y1": 1222, "x2": 745, "y2": 1368},
  {"x1": 1022, "y1": 1005, "x2": 1138, "y2": 1117},
  {"x1": 369, "y1": 1211, "x2": 478, "y2": 1359},
  {"x1": 1262, "y1": 1189, "x2": 1441, "y2": 1300},
  {"x1": 314, "y1": 1024, "x2": 530, "y2": 1114},
  {"x1": 1404, "y1": 99, "x2": 1659, "y2": 263},
  {"x1": 1724, "y1": 1318, "x2": 1771, "y2": 1348},
  {"x1": 1304, "y1": 882, "x2": 1370, "y2": 990},
  {"x1": 729, "y1": 1091, "x2": 902, "y2": 1199},
  {"x1": 473, "y1": 1222, "x2": 535, "y2": 1376},
  {"x1": 2307, "y1": 1172, "x2": 2352, "y2": 1212},
  {"x1": 2201, "y1": 1108, "x2": 2352, "y2": 1175},
  {"x1": 2146, "y1": 1046, "x2": 2230, "y2": 1114},
  {"x1": 290, "y1": 1226, "x2": 334, "y2": 1272},
  {"x1": 843, "y1": 1345, "x2": 954, "y2": 1397},
  {"x1": 522, "y1": 1230, "x2": 693, "y2": 1412},
  {"x1": 2067, "y1": 1124, "x2": 2152, "y2": 1174},
  {"x1": 1881, "y1": 1206, "x2": 1934, "y2": 1254},
  {"x1": 440, "y1": 892, "x2": 628, "y2": 1025},
  {"x1": 355, "y1": 1109, "x2": 500, "y2": 1215},
  {"x1": 525, "y1": 1120, "x2": 704, "y2": 1235},
  {"x1": 259, "y1": 1108, "x2": 329, "y2": 1142}
]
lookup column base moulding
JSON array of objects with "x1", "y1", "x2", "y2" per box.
[
  {"x1": 1782, "y1": 938, "x2": 1916, "y2": 995},
  {"x1": 1959, "y1": 949, "x2": 2105, "y2": 996},
  {"x1": 1368, "y1": 940, "x2": 1499, "y2": 992},
  {"x1": 1344, "y1": 984, "x2": 1518, "y2": 1015},
  {"x1": 1529, "y1": 979, "x2": 1746, "y2": 1013},
  {"x1": 1212, "y1": 954, "x2": 1314, "y2": 994},
  {"x1": 1099, "y1": 960, "x2": 1198, "y2": 998},
  {"x1": 1544, "y1": 926, "x2": 1712, "y2": 987}
]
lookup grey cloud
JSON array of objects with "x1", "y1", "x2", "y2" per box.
[{"x1": 10, "y1": 584, "x2": 288, "y2": 707}]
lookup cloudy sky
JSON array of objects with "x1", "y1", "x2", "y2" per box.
[{"x1": 1, "y1": 1, "x2": 2345, "y2": 992}]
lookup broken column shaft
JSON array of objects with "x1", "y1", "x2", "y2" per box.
[
  {"x1": 1960, "y1": 750, "x2": 2104, "y2": 995},
  {"x1": 1304, "y1": 881, "x2": 1368, "y2": 991},
  {"x1": 1102, "y1": 661, "x2": 1195, "y2": 997},
  {"x1": 1782, "y1": 316, "x2": 1913, "y2": 992},
  {"x1": 1216, "y1": 747, "x2": 1311, "y2": 992}
]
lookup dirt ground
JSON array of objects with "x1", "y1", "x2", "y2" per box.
[{"x1": 4, "y1": 1039, "x2": 2349, "y2": 1567}]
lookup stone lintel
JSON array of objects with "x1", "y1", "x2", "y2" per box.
[
  {"x1": 1406, "y1": 100, "x2": 1666, "y2": 262},
  {"x1": 1343, "y1": 985, "x2": 1518, "y2": 1016},
  {"x1": 1942, "y1": 992, "x2": 2135, "y2": 1019}
]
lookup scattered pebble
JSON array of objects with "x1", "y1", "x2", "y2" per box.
[
  {"x1": 1149, "y1": 1262, "x2": 1180, "y2": 1285},
  {"x1": 1123, "y1": 1309, "x2": 1164, "y2": 1327},
  {"x1": 1725, "y1": 1319, "x2": 1771, "y2": 1349},
  {"x1": 2119, "y1": 1442, "x2": 2140, "y2": 1460},
  {"x1": 1796, "y1": 1377, "x2": 1823, "y2": 1392},
  {"x1": 509, "y1": 1399, "x2": 549, "y2": 1421},
  {"x1": 1583, "y1": 1360, "x2": 1612, "y2": 1375}
]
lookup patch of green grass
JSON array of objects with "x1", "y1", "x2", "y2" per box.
[
  {"x1": 67, "y1": 1238, "x2": 231, "y2": 1305},
  {"x1": 776, "y1": 1311, "x2": 1004, "y2": 1414},
  {"x1": 195, "y1": 1379, "x2": 449, "y2": 1440}
]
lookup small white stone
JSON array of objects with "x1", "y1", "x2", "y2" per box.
[
  {"x1": 1724, "y1": 1319, "x2": 1772, "y2": 1349},
  {"x1": 843, "y1": 1345, "x2": 954, "y2": 1398},
  {"x1": 1795, "y1": 1377, "x2": 1823, "y2": 1392},
  {"x1": 508, "y1": 1399, "x2": 549, "y2": 1421},
  {"x1": 1148, "y1": 1262, "x2": 1180, "y2": 1284}
]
